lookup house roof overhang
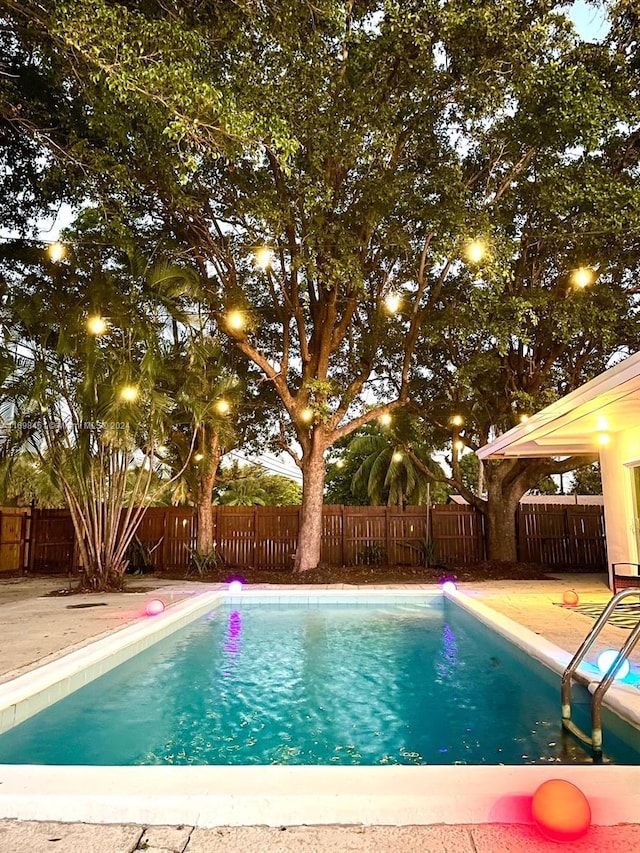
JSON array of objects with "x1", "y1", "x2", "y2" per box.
[{"x1": 477, "y1": 351, "x2": 640, "y2": 461}]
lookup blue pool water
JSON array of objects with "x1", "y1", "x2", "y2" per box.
[{"x1": 0, "y1": 598, "x2": 638, "y2": 766}]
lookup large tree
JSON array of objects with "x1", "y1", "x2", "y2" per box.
[
  {"x1": 401, "y1": 5, "x2": 640, "y2": 560},
  {"x1": 3, "y1": 0, "x2": 639, "y2": 571}
]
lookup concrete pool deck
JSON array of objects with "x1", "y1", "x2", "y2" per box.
[{"x1": 1, "y1": 573, "x2": 640, "y2": 851}]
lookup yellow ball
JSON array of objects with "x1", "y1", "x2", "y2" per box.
[{"x1": 562, "y1": 590, "x2": 579, "y2": 607}]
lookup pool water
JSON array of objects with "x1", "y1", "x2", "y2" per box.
[{"x1": 0, "y1": 598, "x2": 638, "y2": 766}]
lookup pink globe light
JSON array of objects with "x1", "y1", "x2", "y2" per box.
[
  {"x1": 145, "y1": 598, "x2": 165, "y2": 617},
  {"x1": 441, "y1": 580, "x2": 457, "y2": 593},
  {"x1": 228, "y1": 580, "x2": 243, "y2": 593}
]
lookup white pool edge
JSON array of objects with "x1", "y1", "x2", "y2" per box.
[{"x1": 1, "y1": 587, "x2": 639, "y2": 827}]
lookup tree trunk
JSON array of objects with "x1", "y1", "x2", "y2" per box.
[
  {"x1": 293, "y1": 435, "x2": 327, "y2": 573},
  {"x1": 483, "y1": 460, "x2": 531, "y2": 562},
  {"x1": 195, "y1": 427, "x2": 221, "y2": 555},
  {"x1": 196, "y1": 492, "x2": 215, "y2": 555},
  {"x1": 484, "y1": 493, "x2": 521, "y2": 562}
]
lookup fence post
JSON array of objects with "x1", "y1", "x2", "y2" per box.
[
  {"x1": 161, "y1": 509, "x2": 169, "y2": 572},
  {"x1": 566, "y1": 506, "x2": 577, "y2": 567},
  {"x1": 27, "y1": 507, "x2": 38, "y2": 572},
  {"x1": 385, "y1": 507, "x2": 390, "y2": 562}
]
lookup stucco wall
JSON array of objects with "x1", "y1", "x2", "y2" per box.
[{"x1": 600, "y1": 427, "x2": 640, "y2": 582}]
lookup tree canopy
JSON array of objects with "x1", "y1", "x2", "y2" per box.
[{"x1": 2, "y1": 1, "x2": 639, "y2": 568}]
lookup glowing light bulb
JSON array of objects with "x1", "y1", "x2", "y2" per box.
[
  {"x1": 519, "y1": 414, "x2": 529, "y2": 424},
  {"x1": 335, "y1": 459, "x2": 345, "y2": 468},
  {"x1": 454, "y1": 439, "x2": 465, "y2": 452},
  {"x1": 300, "y1": 407, "x2": 314, "y2": 423},
  {"x1": 119, "y1": 385, "x2": 139, "y2": 402},
  {"x1": 392, "y1": 451, "x2": 403, "y2": 462},
  {"x1": 254, "y1": 246, "x2": 274, "y2": 269},
  {"x1": 216, "y1": 399, "x2": 230, "y2": 414},
  {"x1": 378, "y1": 412, "x2": 392, "y2": 426},
  {"x1": 597, "y1": 649, "x2": 630, "y2": 680},
  {"x1": 48, "y1": 242, "x2": 65, "y2": 263},
  {"x1": 193, "y1": 452, "x2": 204, "y2": 462},
  {"x1": 228, "y1": 579, "x2": 243, "y2": 593},
  {"x1": 87, "y1": 315, "x2": 108, "y2": 335},
  {"x1": 145, "y1": 599, "x2": 165, "y2": 616},
  {"x1": 532, "y1": 779, "x2": 591, "y2": 843},
  {"x1": 465, "y1": 240, "x2": 486, "y2": 264},
  {"x1": 156, "y1": 445, "x2": 168, "y2": 455},
  {"x1": 596, "y1": 416, "x2": 608, "y2": 431},
  {"x1": 384, "y1": 292, "x2": 401, "y2": 313},
  {"x1": 598, "y1": 433, "x2": 610, "y2": 446},
  {"x1": 226, "y1": 310, "x2": 246, "y2": 331},
  {"x1": 441, "y1": 580, "x2": 457, "y2": 593},
  {"x1": 450, "y1": 414, "x2": 463, "y2": 427},
  {"x1": 571, "y1": 266, "x2": 594, "y2": 288}
]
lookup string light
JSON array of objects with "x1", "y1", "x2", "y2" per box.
[
  {"x1": 519, "y1": 414, "x2": 529, "y2": 424},
  {"x1": 450, "y1": 414, "x2": 464, "y2": 427},
  {"x1": 465, "y1": 240, "x2": 486, "y2": 264},
  {"x1": 119, "y1": 385, "x2": 139, "y2": 402},
  {"x1": 215, "y1": 399, "x2": 231, "y2": 414},
  {"x1": 254, "y1": 246, "x2": 275, "y2": 270},
  {"x1": 47, "y1": 242, "x2": 65, "y2": 263},
  {"x1": 571, "y1": 266, "x2": 594, "y2": 288},
  {"x1": 335, "y1": 459, "x2": 345, "y2": 468},
  {"x1": 86, "y1": 315, "x2": 108, "y2": 335},
  {"x1": 378, "y1": 412, "x2": 392, "y2": 426},
  {"x1": 300, "y1": 407, "x2": 314, "y2": 423},
  {"x1": 226, "y1": 310, "x2": 246, "y2": 331},
  {"x1": 392, "y1": 451, "x2": 403, "y2": 462},
  {"x1": 194, "y1": 452, "x2": 204, "y2": 462},
  {"x1": 384, "y1": 293, "x2": 401, "y2": 313}
]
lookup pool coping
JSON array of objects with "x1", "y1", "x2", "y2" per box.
[{"x1": 1, "y1": 587, "x2": 639, "y2": 827}]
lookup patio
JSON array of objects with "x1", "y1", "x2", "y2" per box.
[{"x1": 0, "y1": 574, "x2": 639, "y2": 852}]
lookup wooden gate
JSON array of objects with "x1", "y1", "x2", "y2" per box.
[{"x1": 0, "y1": 508, "x2": 29, "y2": 573}]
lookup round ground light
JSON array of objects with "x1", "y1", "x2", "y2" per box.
[
  {"x1": 562, "y1": 590, "x2": 579, "y2": 607},
  {"x1": 145, "y1": 598, "x2": 166, "y2": 616},
  {"x1": 531, "y1": 779, "x2": 591, "y2": 842}
]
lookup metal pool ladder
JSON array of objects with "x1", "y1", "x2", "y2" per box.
[{"x1": 561, "y1": 588, "x2": 640, "y2": 762}]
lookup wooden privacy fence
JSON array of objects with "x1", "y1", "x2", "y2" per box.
[
  {"x1": 1, "y1": 502, "x2": 606, "y2": 574},
  {"x1": 517, "y1": 503, "x2": 607, "y2": 568}
]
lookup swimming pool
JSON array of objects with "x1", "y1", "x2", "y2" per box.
[
  {"x1": 1, "y1": 588, "x2": 639, "y2": 827},
  {"x1": 0, "y1": 595, "x2": 638, "y2": 767}
]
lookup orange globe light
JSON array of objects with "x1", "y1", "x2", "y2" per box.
[
  {"x1": 563, "y1": 590, "x2": 579, "y2": 607},
  {"x1": 531, "y1": 779, "x2": 591, "y2": 843}
]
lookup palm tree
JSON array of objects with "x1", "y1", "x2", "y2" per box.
[
  {"x1": 162, "y1": 335, "x2": 240, "y2": 557},
  {"x1": 219, "y1": 476, "x2": 268, "y2": 506},
  {"x1": 348, "y1": 431, "x2": 445, "y2": 507},
  {"x1": 0, "y1": 243, "x2": 193, "y2": 590}
]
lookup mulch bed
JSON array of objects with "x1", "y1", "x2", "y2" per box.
[
  {"x1": 35, "y1": 560, "x2": 596, "y2": 595},
  {"x1": 158, "y1": 560, "x2": 556, "y2": 586}
]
